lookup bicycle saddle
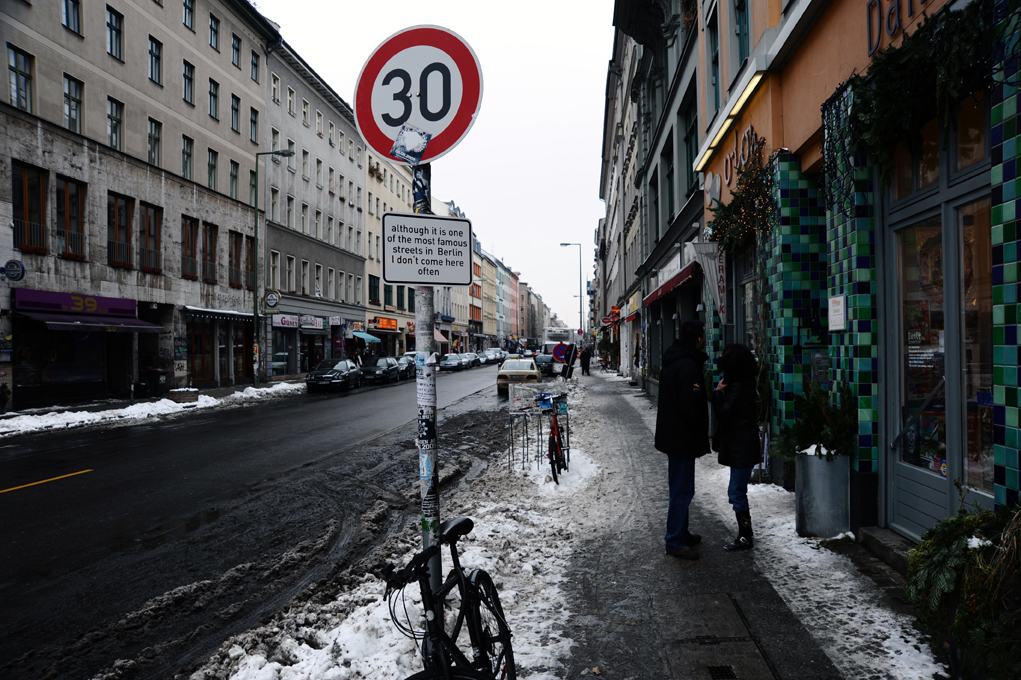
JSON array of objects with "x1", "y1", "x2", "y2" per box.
[{"x1": 439, "y1": 516, "x2": 474, "y2": 543}]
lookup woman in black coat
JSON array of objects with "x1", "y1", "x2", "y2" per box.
[{"x1": 712, "y1": 343, "x2": 760, "y2": 551}]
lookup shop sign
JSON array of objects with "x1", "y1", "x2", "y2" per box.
[
  {"x1": 264, "y1": 290, "x2": 281, "y2": 308},
  {"x1": 14, "y1": 288, "x2": 135, "y2": 316},
  {"x1": 347, "y1": 320, "x2": 365, "y2": 332},
  {"x1": 407, "y1": 321, "x2": 416, "y2": 334},
  {"x1": 300, "y1": 315, "x2": 324, "y2": 330},
  {"x1": 273, "y1": 313, "x2": 299, "y2": 328},
  {"x1": 372, "y1": 316, "x2": 398, "y2": 331},
  {"x1": 2, "y1": 260, "x2": 25, "y2": 282},
  {"x1": 610, "y1": 306, "x2": 620, "y2": 319},
  {"x1": 329, "y1": 316, "x2": 341, "y2": 326},
  {"x1": 866, "y1": 0, "x2": 928, "y2": 56},
  {"x1": 627, "y1": 292, "x2": 640, "y2": 316},
  {"x1": 828, "y1": 295, "x2": 847, "y2": 332}
]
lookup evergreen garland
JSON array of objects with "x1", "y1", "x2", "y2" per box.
[{"x1": 705, "y1": 146, "x2": 775, "y2": 252}]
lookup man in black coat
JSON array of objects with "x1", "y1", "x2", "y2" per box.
[{"x1": 654, "y1": 320, "x2": 711, "y2": 560}]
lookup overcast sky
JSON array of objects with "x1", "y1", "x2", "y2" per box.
[{"x1": 251, "y1": 0, "x2": 615, "y2": 333}]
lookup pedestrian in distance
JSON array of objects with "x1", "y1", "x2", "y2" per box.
[
  {"x1": 654, "y1": 320, "x2": 711, "y2": 560},
  {"x1": 580, "y1": 346, "x2": 591, "y2": 375},
  {"x1": 712, "y1": 343, "x2": 760, "y2": 551}
]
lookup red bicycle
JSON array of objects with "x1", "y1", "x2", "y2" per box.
[{"x1": 535, "y1": 392, "x2": 568, "y2": 484}]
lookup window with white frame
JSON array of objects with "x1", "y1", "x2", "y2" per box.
[
  {"x1": 301, "y1": 203, "x2": 308, "y2": 233},
  {"x1": 302, "y1": 99, "x2": 309, "y2": 125},
  {"x1": 329, "y1": 121, "x2": 335, "y2": 144},
  {"x1": 270, "y1": 187, "x2": 278, "y2": 221},
  {"x1": 301, "y1": 260, "x2": 309, "y2": 295},
  {"x1": 316, "y1": 110, "x2": 323, "y2": 135},
  {"x1": 287, "y1": 87, "x2": 294, "y2": 114},
  {"x1": 270, "y1": 250, "x2": 280, "y2": 289},
  {"x1": 367, "y1": 231, "x2": 373, "y2": 259},
  {"x1": 328, "y1": 167, "x2": 335, "y2": 192},
  {"x1": 315, "y1": 264, "x2": 322, "y2": 297},
  {"x1": 271, "y1": 127, "x2": 279, "y2": 152},
  {"x1": 271, "y1": 73, "x2": 279, "y2": 102},
  {"x1": 287, "y1": 139, "x2": 295, "y2": 169},
  {"x1": 286, "y1": 195, "x2": 294, "y2": 227},
  {"x1": 302, "y1": 149, "x2": 309, "y2": 178},
  {"x1": 327, "y1": 216, "x2": 334, "y2": 243},
  {"x1": 328, "y1": 268, "x2": 335, "y2": 300},
  {"x1": 356, "y1": 276, "x2": 362, "y2": 304},
  {"x1": 316, "y1": 158, "x2": 322, "y2": 186},
  {"x1": 286, "y1": 255, "x2": 295, "y2": 292},
  {"x1": 315, "y1": 210, "x2": 321, "y2": 239}
]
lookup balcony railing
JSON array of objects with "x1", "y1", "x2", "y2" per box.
[
  {"x1": 56, "y1": 228, "x2": 85, "y2": 259},
  {"x1": 229, "y1": 265, "x2": 243, "y2": 288},
  {"x1": 182, "y1": 256, "x2": 198, "y2": 279},
  {"x1": 108, "y1": 239, "x2": 132, "y2": 268},
  {"x1": 202, "y1": 260, "x2": 218, "y2": 283},
  {"x1": 138, "y1": 246, "x2": 163, "y2": 273},
  {"x1": 14, "y1": 219, "x2": 46, "y2": 253}
]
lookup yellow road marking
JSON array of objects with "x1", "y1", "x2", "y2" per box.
[{"x1": 0, "y1": 469, "x2": 94, "y2": 494}]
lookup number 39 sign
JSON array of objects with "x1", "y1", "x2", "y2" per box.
[{"x1": 354, "y1": 26, "x2": 483, "y2": 165}]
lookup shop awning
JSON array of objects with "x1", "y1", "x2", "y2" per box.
[
  {"x1": 435, "y1": 328, "x2": 449, "y2": 344},
  {"x1": 644, "y1": 262, "x2": 699, "y2": 307},
  {"x1": 368, "y1": 327, "x2": 401, "y2": 334},
  {"x1": 182, "y1": 305, "x2": 253, "y2": 320},
  {"x1": 624, "y1": 311, "x2": 640, "y2": 322},
  {"x1": 353, "y1": 331, "x2": 381, "y2": 343},
  {"x1": 17, "y1": 311, "x2": 163, "y2": 333}
]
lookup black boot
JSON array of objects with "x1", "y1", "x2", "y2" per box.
[{"x1": 724, "y1": 511, "x2": 753, "y2": 551}]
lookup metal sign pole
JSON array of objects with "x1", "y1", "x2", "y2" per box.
[{"x1": 412, "y1": 163, "x2": 442, "y2": 595}]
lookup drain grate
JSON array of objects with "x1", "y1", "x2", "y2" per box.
[{"x1": 707, "y1": 665, "x2": 738, "y2": 679}]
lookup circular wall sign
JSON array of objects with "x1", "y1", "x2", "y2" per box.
[
  {"x1": 3, "y1": 260, "x2": 25, "y2": 282},
  {"x1": 354, "y1": 25, "x2": 483, "y2": 165},
  {"x1": 264, "y1": 290, "x2": 281, "y2": 308}
]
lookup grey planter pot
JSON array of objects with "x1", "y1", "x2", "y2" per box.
[{"x1": 795, "y1": 453, "x2": 851, "y2": 538}]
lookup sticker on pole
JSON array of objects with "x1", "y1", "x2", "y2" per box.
[
  {"x1": 354, "y1": 25, "x2": 483, "y2": 165},
  {"x1": 383, "y1": 212, "x2": 472, "y2": 286}
]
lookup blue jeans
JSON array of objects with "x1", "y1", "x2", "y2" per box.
[
  {"x1": 728, "y1": 467, "x2": 754, "y2": 514},
  {"x1": 665, "y1": 455, "x2": 695, "y2": 550}
]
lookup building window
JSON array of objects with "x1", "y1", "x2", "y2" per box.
[
  {"x1": 270, "y1": 187, "x2": 278, "y2": 221},
  {"x1": 315, "y1": 210, "x2": 321, "y2": 239},
  {"x1": 356, "y1": 276, "x2": 363, "y2": 304},
  {"x1": 8, "y1": 46, "x2": 33, "y2": 113},
  {"x1": 107, "y1": 97, "x2": 122, "y2": 149},
  {"x1": 316, "y1": 158, "x2": 323, "y2": 186},
  {"x1": 229, "y1": 231, "x2": 243, "y2": 287},
  {"x1": 683, "y1": 99, "x2": 698, "y2": 194},
  {"x1": 287, "y1": 139, "x2": 295, "y2": 169},
  {"x1": 63, "y1": 75, "x2": 82, "y2": 133},
  {"x1": 250, "y1": 108, "x2": 258, "y2": 143},
  {"x1": 107, "y1": 7, "x2": 123, "y2": 59},
  {"x1": 709, "y1": 13, "x2": 720, "y2": 112},
  {"x1": 286, "y1": 256, "x2": 295, "y2": 293},
  {"x1": 209, "y1": 15, "x2": 219, "y2": 50},
  {"x1": 397, "y1": 286, "x2": 405, "y2": 311},
  {"x1": 147, "y1": 118, "x2": 162, "y2": 166},
  {"x1": 315, "y1": 264, "x2": 323, "y2": 297},
  {"x1": 316, "y1": 110, "x2": 323, "y2": 135},
  {"x1": 368, "y1": 191, "x2": 373, "y2": 214},
  {"x1": 301, "y1": 260, "x2": 309, "y2": 295},
  {"x1": 302, "y1": 149, "x2": 309, "y2": 178},
  {"x1": 271, "y1": 73, "x2": 280, "y2": 103},
  {"x1": 735, "y1": 0, "x2": 749, "y2": 64},
  {"x1": 183, "y1": 0, "x2": 193, "y2": 29},
  {"x1": 327, "y1": 215, "x2": 334, "y2": 243},
  {"x1": 207, "y1": 149, "x2": 218, "y2": 190},
  {"x1": 286, "y1": 195, "x2": 294, "y2": 227},
  {"x1": 408, "y1": 288, "x2": 415, "y2": 313},
  {"x1": 182, "y1": 216, "x2": 198, "y2": 278},
  {"x1": 270, "y1": 250, "x2": 280, "y2": 289},
  {"x1": 329, "y1": 121, "x2": 335, "y2": 144},
  {"x1": 56, "y1": 176, "x2": 85, "y2": 258},
  {"x1": 231, "y1": 94, "x2": 240, "y2": 132},
  {"x1": 302, "y1": 100, "x2": 310, "y2": 125},
  {"x1": 328, "y1": 167, "x2": 335, "y2": 192},
  {"x1": 250, "y1": 51, "x2": 259, "y2": 82},
  {"x1": 369, "y1": 275, "x2": 380, "y2": 305},
  {"x1": 107, "y1": 192, "x2": 133, "y2": 267},
  {"x1": 182, "y1": 60, "x2": 195, "y2": 103},
  {"x1": 229, "y1": 160, "x2": 239, "y2": 199},
  {"x1": 148, "y1": 37, "x2": 162, "y2": 84},
  {"x1": 249, "y1": 170, "x2": 257, "y2": 207},
  {"x1": 12, "y1": 162, "x2": 46, "y2": 252},
  {"x1": 287, "y1": 87, "x2": 294, "y2": 115},
  {"x1": 139, "y1": 203, "x2": 162, "y2": 272},
  {"x1": 271, "y1": 127, "x2": 279, "y2": 152},
  {"x1": 231, "y1": 34, "x2": 240, "y2": 67},
  {"x1": 201, "y1": 222, "x2": 217, "y2": 282},
  {"x1": 384, "y1": 284, "x2": 393, "y2": 307},
  {"x1": 62, "y1": 0, "x2": 81, "y2": 34},
  {"x1": 301, "y1": 203, "x2": 308, "y2": 233},
  {"x1": 182, "y1": 135, "x2": 193, "y2": 179},
  {"x1": 328, "y1": 268, "x2": 335, "y2": 300},
  {"x1": 208, "y1": 79, "x2": 218, "y2": 118},
  {"x1": 245, "y1": 235, "x2": 255, "y2": 288}
]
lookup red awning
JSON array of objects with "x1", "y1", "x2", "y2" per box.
[
  {"x1": 624, "y1": 311, "x2": 640, "y2": 323},
  {"x1": 643, "y1": 262, "x2": 698, "y2": 307}
]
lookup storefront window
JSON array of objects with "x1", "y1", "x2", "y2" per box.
[
  {"x1": 897, "y1": 216, "x2": 947, "y2": 476},
  {"x1": 271, "y1": 329, "x2": 293, "y2": 376},
  {"x1": 960, "y1": 197, "x2": 993, "y2": 494},
  {"x1": 918, "y1": 118, "x2": 940, "y2": 190},
  {"x1": 218, "y1": 324, "x2": 229, "y2": 380},
  {"x1": 957, "y1": 93, "x2": 985, "y2": 171}
]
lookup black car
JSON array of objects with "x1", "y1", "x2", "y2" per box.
[
  {"x1": 361, "y1": 356, "x2": 400, "y2": 383},
  {"x1": 396, "y1": 355, "x2": 416, "y2": 380},
  {"x1": 305, "y1": 359, "x2": 362, "y2": 392},
  {"x1": 534, "y1": 354, "x2": 559, "y2": 377}
]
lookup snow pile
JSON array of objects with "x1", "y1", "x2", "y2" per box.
[{"x1": 0, "y1": 382, "x2": 303, "y2": 437}]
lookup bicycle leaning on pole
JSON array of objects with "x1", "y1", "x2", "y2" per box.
[
  {"x1": 534, "y1": 392, "x2": 568, "y2": 484},
  {"x1": 384, "y1": 516, "x2": 515, "y2": 680}
]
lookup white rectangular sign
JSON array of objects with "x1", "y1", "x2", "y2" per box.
[
  {"x1": 382, "y1": 212, "x2": 473, "y2": 286},
  {"x1": 828, "y1": 295, "x2": 847, "y2": 332}
]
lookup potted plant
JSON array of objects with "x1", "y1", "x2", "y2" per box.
[{"x1": 777, "y1": 374, "x2": 858, "y2": 537}]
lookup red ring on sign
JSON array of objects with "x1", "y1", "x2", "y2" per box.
[{"x1": 355, "y1": 26, "x2": 482, "y2": 164}]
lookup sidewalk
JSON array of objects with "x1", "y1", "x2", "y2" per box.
[{"x1": 188, "y1": 370, "x2": 944, "y2": 680}]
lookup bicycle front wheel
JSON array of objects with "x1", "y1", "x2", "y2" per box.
[
  {"x1": 468, "y1": 569, "x2": 516, "y2": 680},
  {"x1": 547, "y1": 432, "x2": 559, "y2": 484},
  {"x1": 403, "y1": 668, "x2": 495, "y2": 680}
]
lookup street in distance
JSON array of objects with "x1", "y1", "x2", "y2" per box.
[{"x1": 382, "y1": 212, "x2": 473, "y2": 285}]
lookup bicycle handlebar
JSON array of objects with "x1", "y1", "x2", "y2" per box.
[{"x1": 385, "y1": 544, "x2": 440, "y2": 590}]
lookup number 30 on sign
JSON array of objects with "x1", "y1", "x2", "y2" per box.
[{"x1": 354, "y1": 25, "x2": 483, "y2": 165}]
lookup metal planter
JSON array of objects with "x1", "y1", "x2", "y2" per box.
[{"x1": 795, "y1": 453, "x2": 851, "y2": 538}]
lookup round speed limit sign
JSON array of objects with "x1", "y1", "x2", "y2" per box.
[{"x1": 354, "y1": 25, "x2": 482, "y2": 165}]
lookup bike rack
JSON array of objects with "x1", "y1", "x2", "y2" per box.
[{"x1": 507, "y1": 411, "x2": 534, "y2": 471}]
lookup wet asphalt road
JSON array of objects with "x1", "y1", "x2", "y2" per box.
[{"x1": 0, "y1": 365, "x2": 500, "y2": 680}]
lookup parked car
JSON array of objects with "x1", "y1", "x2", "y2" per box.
[
  {"x1": 361, "y1": 357, "x2": 400, "y2": 383},
  {"x1": 457, "y1": 354, "x2": 473, "y2": 369},
  {"x1": 439, "y1": 353, "x2": 463, "y2": 371},
  {"x1": 522, "y1": 350, "x2": 535, "y2": 357},
  {"x1": 533, "y1": 354, "x2": 560, "y2": 377},
  {"x1": 396, "y1": 355, "x2": 416, "y2": 380},
  {"x1": 497, "y1": 359, "x2": 541, "y2": 395},
  {"x1": 402, "y1": 351, "x2": 418, "y2": 361},
  {"x1": 305, "y1": 359, "x2": 362, "y2": 392},
  {"x1": 476, "y1": 353, "x2": 488, "y2": 365},
  {"x1": 464, "y1": 352, "x2": 481, "y2": 367}
]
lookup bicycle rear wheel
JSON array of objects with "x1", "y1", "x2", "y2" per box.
[
  {"x1": 468, "y1": 569, "x2": 516, "y2": 680},
  {"x1": 403, "y1": 668, "x2": 494, "y2": 680},
  {"x1": 547, "y1": 432, "x2": 559, "y2": 484}
]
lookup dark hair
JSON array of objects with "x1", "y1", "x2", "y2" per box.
[
  {"x1": 719, "y1": 343, "x2": 757, "y2": 383},
  {"x1": 679, "y1": 320, "x2": 705, "y2": 348}
]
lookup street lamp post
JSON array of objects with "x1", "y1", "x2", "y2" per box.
[
  {"x1": 253, "y1": 149, "x2": 295, "y2": 387},
  {"x1": 561, "y1": 243, "x2": 583, "y2": 339}
]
